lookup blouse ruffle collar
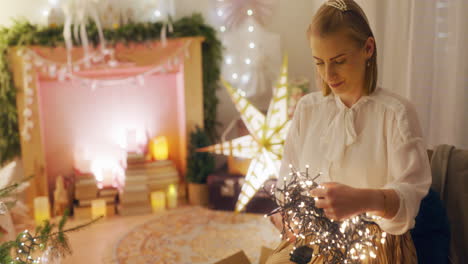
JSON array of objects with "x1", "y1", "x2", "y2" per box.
[{"x1": 320, "y1": 93, "x2": 371, "y2": 163}]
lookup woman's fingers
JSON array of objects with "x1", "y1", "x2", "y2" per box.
[
  {"x1": 310, "y1": 186, "x2": 327, "y2": 197},
  {"x1": 314, "y1": 198, "x2": 328, "y2": 208},
  {"x1": 310, "y1": 182, "x2": 337, "y2": 198},
  {"x1": 324, "y1": 208, "x2": 336, "y2": 220}
]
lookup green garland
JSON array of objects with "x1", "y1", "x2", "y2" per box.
[
  {"x1": 0, "y1": 14, "x2": 223, "y2": 165},
  {"x1": 186, "y1": 126, "x2": 215, "y2": 184}
]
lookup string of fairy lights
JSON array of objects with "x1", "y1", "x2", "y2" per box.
[
  {"x1": 265, "y1": 165, "x2": 387, "y2": 263},
  {"x1": 215, "y1": 0, "x2": 259, "y2": 95}
]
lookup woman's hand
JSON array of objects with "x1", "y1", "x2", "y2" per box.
[{"x1": 310, "y1": 182, "x2": 366, "y2": 221}]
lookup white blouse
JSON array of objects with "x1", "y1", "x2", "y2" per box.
[{"x1": 278, "y1": 87, "x2": 432, "y2": 235}]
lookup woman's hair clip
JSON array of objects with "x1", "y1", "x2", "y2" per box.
[{"x1": 325, "y1": 0, "x2": 348, "y2": 12}]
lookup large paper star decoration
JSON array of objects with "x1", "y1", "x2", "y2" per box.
[{"x1": 199, "y1": 56, "x2": 290, "y2": 212}]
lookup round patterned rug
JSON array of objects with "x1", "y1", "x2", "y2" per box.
[{"x1": 112, "y1": 206, "x2": 280, "y2": 264}]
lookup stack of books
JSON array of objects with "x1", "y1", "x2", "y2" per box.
[
  {"x1": 118, "y1": 153, "x2": 151, "y2": 216},
  {"x1": 74, "y1": 173, "x2": 98, "y2": 205},
  {"x1": 126, "y1": 159, "x2": 179, "y2": 192},
  {"x1": 118, "y1": 184, "x2": 151, "y2": 216},
  {"x1": 127, "y1": 152, "x2": 146, "y2": 164},
  {"x1": 73, "y1": 172, "x2": 118, "y2": 219},
  {"x1": 74, "y1": 174, "x2": 97, "y2": 219},
  {"x1": 117, "y1": 153, "x2": 179, "y2": 216}
]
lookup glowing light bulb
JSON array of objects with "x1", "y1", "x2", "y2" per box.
[
  {"x1": 232, "y1": 73, "x2": 238, "y2": 79},
  {"x1": 248, "y1": 26, "x2": 254, "y2": 32},
  {"x1": 247, "y1": 9, "x2": 253, "y2": 16},
  {"x1": 238, "y1": 89, "x2": 246, "y2": 97},
  {"x1": 245, "y1": 58, "x2": 251, "y2": 65},
  {"x1": 241, "y1": 74, "x2": 250, "y2": 83},
  {"x1": 249, "y1": 42, "x2": 255, "y2": 49},
  {"x1": 217, "y1": 9, "x2": 223, "y2": 17},
  {"x1": 220, "y1": 26, "x2": 226, "y2": 32},
  {"x1": 154, "y1": 10, "x2": 161, "y2": 17}
]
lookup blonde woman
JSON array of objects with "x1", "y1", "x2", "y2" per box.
[{"x1": 267, "y1": 0, "x2": 450, "y2": 263}]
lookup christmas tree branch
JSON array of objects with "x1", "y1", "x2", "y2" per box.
[
  {"x1": 3, "y1": 211, "x2": 102, "y2": 264},
  {"x1": 0, "y1": 175, "x2": 33, "y2": 199}
]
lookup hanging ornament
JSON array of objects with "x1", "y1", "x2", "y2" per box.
[
  {"x1": 24, "y1": 88, "x2": 34, "y2": 97},
  {"x1": 25, "y1": 97, "x2": 33, "y2": 106},
  {"x1": 198, "y1": 55, "x2": 290, "y2": 212},
  {"x1": 48, "y1": 64, "x2": 57, "y2": 77},
  {"x1": 23, "y1": 108, "x2": 32, "y2": 118},
  {"x1": 62, "y1": 0, "x2": 107, "y2": 67}
]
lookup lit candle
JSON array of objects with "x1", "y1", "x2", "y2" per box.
[
  {"x1": 91, "y1": 199, "x2": 107, "y2": 219},
  {"x1": 166, "y1": 184, "x2": 177, "y2": 209},
  {"x1": 34, "y1": 196, "x2": 51, "y2": 226},
  {"x1": 34, "y1": 196, "x2": 50, "y2": 225},
  {"x1": 151, "y1": 136, "x2": 169, "y2": 160},
  {"x1": 150, "y1": 191, "x2": 166, "y2": 212}
]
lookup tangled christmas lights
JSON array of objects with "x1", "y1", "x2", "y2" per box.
[{"x1": 265, "y1": 165, "x2": 387, "y2": 263}]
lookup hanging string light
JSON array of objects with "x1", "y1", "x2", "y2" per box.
[{"x1": 214, "y1": 0, "x2": 276, "y2": 91}]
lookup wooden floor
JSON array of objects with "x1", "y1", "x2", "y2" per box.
[{"x1": 62, "y1": 213, "x2": 161, "y2": 264}]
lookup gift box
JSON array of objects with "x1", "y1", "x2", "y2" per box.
[{"x1": 214, "y1": 246, "x2": 274, "y2": 264}]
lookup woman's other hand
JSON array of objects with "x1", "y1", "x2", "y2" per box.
[{"x1": 310, "y1": 182, "x2": 365, "y2": 221}]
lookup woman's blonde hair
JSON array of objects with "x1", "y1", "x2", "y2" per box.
[{"x1": 307, "y1": 0, "x2": 377, "y2": 96}]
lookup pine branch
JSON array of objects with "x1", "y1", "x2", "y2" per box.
[
  {"x1": 0, "y1": 175, "x2": 33, "y2": 199},
  {"x1": 1, "y1": 210, "x2": 102, "y2": 264}
]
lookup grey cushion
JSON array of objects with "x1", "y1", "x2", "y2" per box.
[{"x1": 431, "y1": 145, "x2": 468, "y2": 264}]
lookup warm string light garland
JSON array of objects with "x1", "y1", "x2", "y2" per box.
[
  {"x1": 20, "y1": 53, "x2": 35, "y2": 142},
  {"x1": 265, "y1": 165, "x2": 387, "y2": 264},
  {"x1": 218, "y1": 10, "x2": 256, "y2": 87}
]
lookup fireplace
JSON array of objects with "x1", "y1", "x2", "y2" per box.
[{"x1": 9, "y1": 37, "x2": 205, "y2": 209}]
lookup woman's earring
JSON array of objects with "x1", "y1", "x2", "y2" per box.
[{"x1": 367, "y1": 61, "x2": 371, "y2": 67}]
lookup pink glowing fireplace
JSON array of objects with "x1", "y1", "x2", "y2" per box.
[{"x1": 9, "y1": 37, "x2": 205, "y2": 207}]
